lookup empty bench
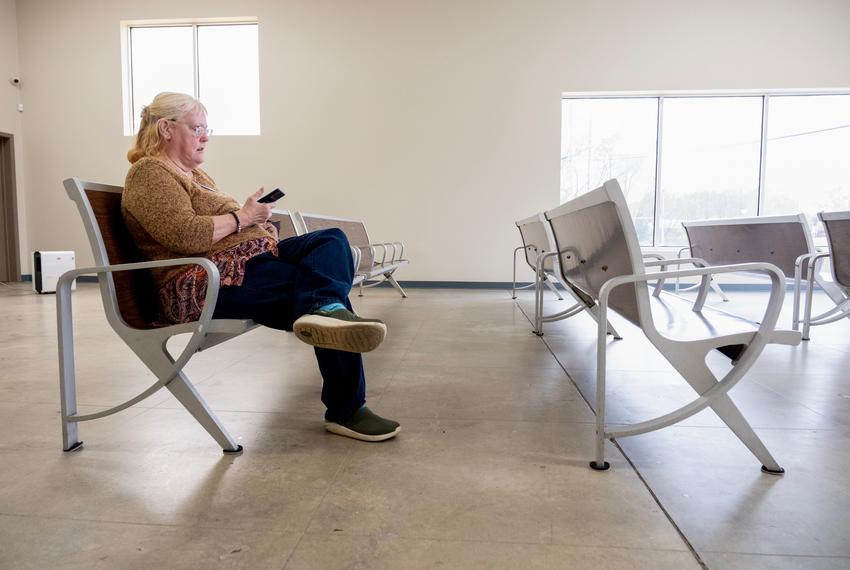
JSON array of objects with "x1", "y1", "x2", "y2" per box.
[
  {"x1": 295, "y1": 212, "x2": 409, "y2": 297},
  {"x1": 545, "y1": 179, "x2": 800, "y2": 473},
  {"x1": 269, "y1": 208, "x2": 366, "y2": 286},
  {"x1": 513, "y1": 212, "x2": 621, "y2": 338},
  {"x1": 682, "y1": 214, "x2": 845, "y2": 334},
  {"x1": 57, "y1": 178, "x2": 258, "y2": 453},
  {"x1": 513, "y1": 213, "x2": 567, "y2": 301}
]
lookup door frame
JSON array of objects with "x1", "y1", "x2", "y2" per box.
[{"x1": 0, "y1": 132, "x2": 21, "y2": 282}]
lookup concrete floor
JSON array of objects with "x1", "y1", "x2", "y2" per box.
[{"x1": 0, "y1": 281, "x2": 847, "y2": 569}]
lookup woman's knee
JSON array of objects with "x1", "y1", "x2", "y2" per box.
[{"x1": 315, "y1": 227, "x2": 350, "y2": 247}]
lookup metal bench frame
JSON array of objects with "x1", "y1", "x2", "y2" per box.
[
  {"x1": 57, "y1": 178, "x2": 257, "y2": 453},
  {"x1": 545, "y1": 180, "x2": 800, "y2": 473},
  {"x1": 800, "y1": 210, "x2": 850, "y2": 339}
]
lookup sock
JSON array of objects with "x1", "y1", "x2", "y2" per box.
[{"x1": 317, "y1": 302, "x2": 346, "y2": 313}]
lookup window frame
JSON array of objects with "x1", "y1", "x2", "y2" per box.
[
  {"x1": 561, "y1": 88, "x2": 850, "y2": 248},
  {"x1": 120, "y1": 17, "x2": 259, "y2": 136}
]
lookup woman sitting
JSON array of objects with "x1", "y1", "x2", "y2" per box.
[{"x1": 121, "y1": 92, "x2": 400, "y2": 442}]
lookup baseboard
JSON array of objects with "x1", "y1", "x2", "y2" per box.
[
  {"x1": 15, "y1": 275, "x2": 799, "y2": 292},
  {"x1": 20, "y1": 274, "x2": 98, "y2": 283},
  {"x1": 368, "y1": 281, "x2": 791, "y2": 292}
]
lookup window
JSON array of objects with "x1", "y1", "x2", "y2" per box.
[
  {"x1": 763, "y1": 95, "x2": 850, "y2": 239},
  {"x1": 561, "y1": 91, "x2": 850, "y2": 247},
  {"x1": 658, "y1": 97, "x2": 762, "y2": 245},
  {"x1": 123, "y1": 20, "x2": 260, "y2": 136},
  {"x1": 560, "y1": 98, "x2": 658, "y2": 244}
]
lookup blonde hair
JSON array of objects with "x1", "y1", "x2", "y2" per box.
[{"x1": 127, "y1": 92, "x2": 207, "y2": 164}]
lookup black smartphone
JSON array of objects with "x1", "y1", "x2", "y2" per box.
[{"x1": 257, "y1": 188, "x2": 285, "y2": 203}]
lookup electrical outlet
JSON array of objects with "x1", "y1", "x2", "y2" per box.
[{"x1": 17, "y1": 103, "x2": 24, "y2": 112}]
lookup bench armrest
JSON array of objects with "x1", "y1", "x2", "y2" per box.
[
  {"x1": 363, "y1": 241, "x2": 406, "y2": 265},
  {"x1": 353, "y1": 244, "x2": 377, "y2": 268},
  {"x1": 57, "y1": 257, "x2": 222, "y2": 375},
  {"x1": 372, "y1": 243, "x2": 388, "y2": 265},
  {"x1": 350, "y1": 246, "x2": 362, "y2": 271},
  {"x1": 642, "y1": 256, "x2": 713, "y2": 300},
  {"x1": 59, "y1": 257, "x2": 221, "y2": 324},
  {"x1": 597, "y1": 261, "x2": 794, "y2": 348},
  {"x1": 372, "y1": 241, "x2": 405, "y2": 264}
]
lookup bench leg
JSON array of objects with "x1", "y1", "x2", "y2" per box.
[
  {"x1": 710, "y1": 278, "x2": 729, "y2": 302},
  {"x1": 166, "y1": 372, "x2": 242, "y2": 453},
  {"x1": 678, "y1": 363, "x2": 783, "y2": 473},
  {"x1": 385, "y1": 274, "x2": 407, "y2": 298},
  {"x1": 533, "y1": 265, "x2": 543, "y2": 335},
  {"x1": 512, "y1": 246, "x2": 521, "y2": 299},
  {"x1": 585, "y1": 305, "x2": 622, "y2": 340},
  {"x1": 56, "y1": 277, "x2": 83, "y2": 451},
  {"x1": 802, "y1": 263, "x2": 817, "y2": 340},
  {"x1": 709, "y1": 394, "x2": 783, "y2": 474},
  {"x1": 544, "y1": 274, "x2": 564, "y2": 300}
]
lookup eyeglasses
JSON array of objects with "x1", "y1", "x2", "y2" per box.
[{"x1": 169, "y1": 119, "x2": 213, "y2": 137}]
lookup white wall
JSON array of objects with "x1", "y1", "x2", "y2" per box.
[
  {"x1": 0, "y1": 0, "x2": 27, "y2": 270},
  {"x1": 13, "y1": 0, "x2": 850, "y2": 281}
]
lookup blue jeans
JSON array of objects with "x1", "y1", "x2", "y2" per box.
[{"x1": 213, "y1": 228, "x2": 366, "y2": 422}]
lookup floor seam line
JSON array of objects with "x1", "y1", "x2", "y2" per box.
[
  {"x1": 283, "y1": 438, "x2": 359, "y2": 568},
  {"x1": 517, "y1": 297, "x2": 708, "y2": 569}
]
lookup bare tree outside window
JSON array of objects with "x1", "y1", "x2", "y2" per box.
[
  {"x1": 561, "y1": 92, "x2": 850, "y2": 248},
  {"x1": 561, "y1": 98, "x2": 658, "y2": 245},
  {"x1": 763, "y1": 95, "x2": 850, "y2": 240}
]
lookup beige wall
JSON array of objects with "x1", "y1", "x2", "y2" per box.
[
  {"x1": 0, "y1": 0, "x2": 27, "y2": 270},
  {"x1": 12, "y1": 0, "x2": 850, "y2": 280}
]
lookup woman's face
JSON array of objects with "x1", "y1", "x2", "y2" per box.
[{"x1": 163, "y1": 109, "x2": 209, "y2": 170}]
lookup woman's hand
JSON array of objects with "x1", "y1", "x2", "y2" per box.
[
  {"x1": 237, "y1": 188, "x2": 275, "y2": 227},
  {"x1": 211, "y1": 188, "x2": 276, "y2": 244}
]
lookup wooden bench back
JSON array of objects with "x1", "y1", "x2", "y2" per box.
[
  {"x1": 546, "y1": 180, "x2": 643, "y2": 326},
  {"x1": 515, "y1": 214, "x2": 556, "y2": 272},
  {"x1": 86, "y1": 189, "x2": 159, "y2": 329},
  {"x1": 683, "y1": 215, "x2": 812, "y2": 278},
  {"x1": 299, "y1": 214, "x2": 373, "y2": 271},
  {"x1": 819, "y1": 211, "x2": 850, "y2": 289},
  {"x1": 75, "y1": 181, "x2": 161, "y2": 329}
]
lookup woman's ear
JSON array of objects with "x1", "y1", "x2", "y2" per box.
[{"x1": 157, "y1": 118, "x2": 172, "y2": 141}]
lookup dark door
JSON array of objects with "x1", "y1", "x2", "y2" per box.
[{"x1": 0, "y1": 132, "x2": 21, "y2": 282}]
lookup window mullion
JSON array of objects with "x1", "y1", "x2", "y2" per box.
[
  {"x1": 128, "y1": 28, "x2": 136, "y2": 133},
  {"x1": 652, "y1": 97, "x2": 664, "y2": 247},
  {"x1": 757, "y1": 95, "x2": 770, "y2": 215},
  {"x1": 193, "y1": 25, "x2": 200, "y2": 99}
]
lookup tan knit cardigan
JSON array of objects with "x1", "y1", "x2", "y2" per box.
[{"x1": 122, "y1": 156, "x2": 275, "y2": 287}]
